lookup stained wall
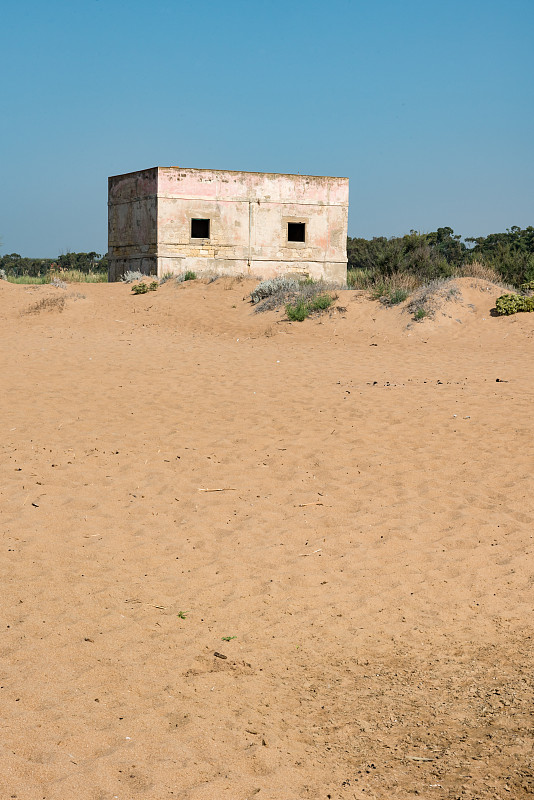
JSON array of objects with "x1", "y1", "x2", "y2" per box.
[{"x1": 109, "y1": 167, "x2": 348, "y2": 283}]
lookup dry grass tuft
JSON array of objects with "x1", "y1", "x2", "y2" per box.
[
  {"x1": 455, "y1": 261, "x2": 502, "y2": 283},
  {"x1": 22, "y1": 295, "x2": 66, "y2": 315},
  {"x1": 370, "y1": 272, "x2": 421, "y2": 303}
]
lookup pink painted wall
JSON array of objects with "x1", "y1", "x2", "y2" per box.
[{"x1": 109, "y1": 167, "x2": 348, "y2": 282}]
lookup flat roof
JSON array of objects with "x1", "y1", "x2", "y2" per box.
[{"x1": 110, "y1": 166, "x2": 348, "y2": 181}]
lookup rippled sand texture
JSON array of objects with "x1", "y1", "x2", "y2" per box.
[{"x1": 1, "y1": 277, "x2": 533, "y2": 799}]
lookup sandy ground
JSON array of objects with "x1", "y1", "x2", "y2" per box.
[{"x1": 0, "y1": 276, "x2": 533, "y2": 800}]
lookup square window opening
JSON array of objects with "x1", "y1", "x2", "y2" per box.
[
  {"x1": 191, "y1": 218, "x2": 210, "y2": 239},
  {"x1": 288, "y1": 222, "x2": 305, "y2": 242}
]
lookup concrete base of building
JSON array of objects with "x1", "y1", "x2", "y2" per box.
[{"x1": 153, "y1": 257, "x2": 347, "y2": 285}]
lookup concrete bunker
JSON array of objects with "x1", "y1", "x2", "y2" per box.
[{"x1": 108, "y1": 167, "x2": 349, "y2": 283}]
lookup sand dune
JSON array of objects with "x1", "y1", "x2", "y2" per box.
[{"x1": 1, "y1": 277, "x2": 533, "y2": 799}]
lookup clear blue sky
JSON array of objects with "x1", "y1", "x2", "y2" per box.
[{"x1": 1, "y1": 0, "x2": 533, "y2": 256}]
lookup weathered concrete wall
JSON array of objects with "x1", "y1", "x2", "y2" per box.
[
  {"x1": 109, "y1": 167, "x2": 348, "y2": 282},
  {"x1": 108, "y1": 168, "x2": 158, "y2": 281}
]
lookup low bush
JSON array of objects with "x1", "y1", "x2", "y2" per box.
[
  {"x1": 495, "y1": 293, "x2": 534, "y2": 315},
  {"x1": 131, "y1": 281, "x2": 158, "y2": 295},
  {"x1": 176, "y1": 271, "x2": 197, "y2": 283},
  {"x1": 285, "y1": 299, "x2": 309, "y2": 321},
  {"x1": 285, "y1": 293, "x2": 335, "y2": 321},
  {"x1": 121, "y1": 270, "x2": 144, "y2": 283},
  {"x1": 251, "y1": 276, "x2": 339, "y2": 315},
  {"x1": 250, "y1": 277, "x2": 299, "y2": 306},
  {"x1": 413, "y1": 307, "x2": 429, "y2": 321}
]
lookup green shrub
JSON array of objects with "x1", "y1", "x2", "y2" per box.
[
  {"x1": 376, "y1": 287, "x2": 410, "y2": 306},
  {"x1": 175, "y1": 270, "x2": 197, "y2": 283},
  {"x1": 285, "y1": 293, "x2": 334, "y2": 321},
  {"x1": 413, "y1": 307, "x2": 429, "y2": 321},
  {"x1": 388, "y1": 288, "x2": 409, "y2": 305},
  {"x1": 310, "y1": 293, "x2": 334, "y2": 311},
  {"x1": 495, "y1": 293, "x2": 534, "y2": 315},
  {"x1": 131, "y1": 283, "x2": 149, "y2": 294},
  {"x1": 286, "y1": 299, "x2": 310, "y2": 321}
]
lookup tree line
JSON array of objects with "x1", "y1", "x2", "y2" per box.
[
  {"x1": 347, "y1": 226, "x2": 534, "y2": 286},
  {"x1": 0, "y1": 251, "x2": 108, "y2": 277},
  {"x1": 2, "y1": 226, "x2": 533, "y2": 286}
]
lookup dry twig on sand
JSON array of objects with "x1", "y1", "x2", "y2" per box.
[{"x1": 198, "y1": 487, "x2": 237, "y2": 492}]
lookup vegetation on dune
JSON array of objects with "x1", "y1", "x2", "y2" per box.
[
  {"x1": 286, "y1": 292, "x2": 335, "y2": 321},
  {"x1": 0, "y1": 251, "x2": 108, "y2": 283},
  {"x1": 250, "y1": 277, "x2": 337, "y2": 321},
  {"x1": 347, "y1": 226, "x2": 534, "y2": 291},
  {"x1": 131, "y1": 281, "x2": 158, "y2": 294},
  {"x1": 2, "y1": 225, "x2": 532, "y2": 319},
  {"x1": 175, "y1": 270, "x2": 197, "y2": 282},
  {"x1": 121, "y1": 270, "x2": 145, "y2": 283},
  {"x1": 250, "y1": 276, "x2": 300, "y2": 306},
  {"x1": 495, "y1": 293, "x2": 534, "y2": 315}
]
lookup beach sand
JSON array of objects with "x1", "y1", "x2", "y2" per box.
[{"x1": 1, "y1": 276, "x2": 533, "y2": 799}]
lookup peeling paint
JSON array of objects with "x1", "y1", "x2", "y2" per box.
[{"x1": 108, "y1": 167, "x2": 348, "y2": 282}]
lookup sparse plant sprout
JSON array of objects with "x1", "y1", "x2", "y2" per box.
[
  {"x1": 381, "y1": 288, "x2": 409, "y2": 306},
  {"x1": 370, "y1": 273, "x2": 419, "y2": 303},
  {"x1": 175, "y1": 271, "x2": 197, "y2": 283},
  {"x1": 221, "y1": 636, "x2": 237, "y2": 642},
  {"x1": 403, "y1": 277, "x2": 461, "y2": 321},
  {"x1": 177, "y1": 611, "x2": 189, "y2": 619},
  {"x1": 413, "y1": 307, "x2": 429, "y2": 321}
]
